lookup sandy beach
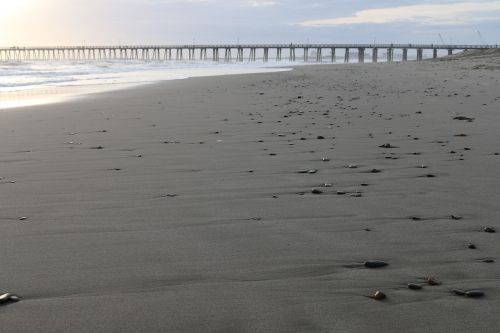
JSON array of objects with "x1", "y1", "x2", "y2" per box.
[{"x1": 1, "y1": 51, "x2": 499, "y2": 332}]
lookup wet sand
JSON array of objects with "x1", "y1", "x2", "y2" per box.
[{"x1": 0, "y1": 50, "x2": 499, "y2": 332}]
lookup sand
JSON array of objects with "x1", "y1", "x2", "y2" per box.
[{"x1": 0, "y1": 51, "x2": 499, "y2": 332}]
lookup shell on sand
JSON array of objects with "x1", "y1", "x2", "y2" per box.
[
  {"x1": 483, "y1": 227, "x2": 496, "y2": 233},
  {"x1": 426, "y1": 277, "x2": 442, "y2": 286},
  {"x1": 408, "y1": 283, "x2": 423, "y2": 290},
  {"x1": 368, "y1": 291, "x2": 387, "y2": 300},
  {"x1": 0, "y1": 293, "x2": 20, "y2": 304}
]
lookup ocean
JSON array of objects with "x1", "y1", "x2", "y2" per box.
[{"x1": 0, "y1": 60, "x2": 294, "y2": 109}]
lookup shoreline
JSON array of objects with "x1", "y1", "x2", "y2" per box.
[
  {"x1": 0, "y1": 62, "x2": 295, "y2": 110},
  {"x1": 0, "y1": 52, "x2": 499, "y2": 332}
]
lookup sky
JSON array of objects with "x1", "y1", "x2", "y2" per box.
[{"x1": 1, "y1": 0, "x2": 500, "y2": 46}]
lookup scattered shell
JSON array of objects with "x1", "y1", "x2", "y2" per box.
[
  {"x1": 323, "y1": 183, "x2": 333, "y2": 187},
  {"x1": 452, "y1": 289, "x2": 466, "y2": 296},
  {"x1": 465, "y1": 290, "x2": 485, "y2": 298},
  {"x1": 364, "y1": 260, "x2": 389, "y2": 268},
  {"x1": 19, "y1": 217, "x2": 28, "y2": 221},
  {"x1": 379, "y1": 144, "x2": 398, "y2": 148},
  {"x1": 453, "y1": 116, "x2": 474, "y2": 122},
  {"x1": 478, "y1": 258, "x2": 495, "y2": 263},
  {"x1": 336, "y1": 190, "x2": 346, "y2": 195},
  {"x1": 483, "y1": 227, "x2": 496, "y2": 233},
  {"x1": 0, "y1": 293, "x2": 20, "y2": 304},
  {"x1": 370, "y1": 168, "x2": 381, "y2": 173},
  {"x1": 451, "y1": 215, "x2": 462, "y2": 220},
  {"x1": 346, "y1": 164, "x2": 358, "y2": 169},
  {"x1": 322, "y1": 157, "x2": 330, "y2": 162},
  {"x1": 453, "y1": 289, "x2": 485, "y2": 298},
  {"x1": 408, "y1": 283, "x2": 423, "y2": 290},
  {"x1": 368, "y1": 291, "x2": 387, "y2": 300}
]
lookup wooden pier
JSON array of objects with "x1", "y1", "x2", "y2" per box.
[{"x1": 0, "y1": 44, "x2": 498, "y2": 62}]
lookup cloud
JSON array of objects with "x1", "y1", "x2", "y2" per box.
[
  {"x1": 247, "y1": 0, "x2": 277, "y2": 7},
  {"x1": 300, "y1": 1, "x2": 500, "y2": 26},
  {"x1": 145, "y1": 0, "x2": 277, "y2": 6}
]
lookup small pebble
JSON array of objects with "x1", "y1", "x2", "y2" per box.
[
  {"x1": 311, "y1": 189, "x2": 323, "y2": 194},
  {"x1": 468, "y1": 243, "x2": 477, "y2": 249}
]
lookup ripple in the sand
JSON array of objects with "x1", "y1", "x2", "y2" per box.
[
  {"x1": 364, "y1": 260, "x2": 388, "y2": 268},
  {"x1": 0, "y1": 293, "x2": 20, "y2": 305}
]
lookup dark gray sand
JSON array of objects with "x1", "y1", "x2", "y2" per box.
[{"x1": 0, "y1": 50, "x2": 499, "y2": 332}]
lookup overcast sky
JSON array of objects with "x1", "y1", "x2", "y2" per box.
[{"x1": 1, "y1": 0, "x2": 500, "y2": 46}]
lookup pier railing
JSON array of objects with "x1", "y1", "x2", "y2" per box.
[{"x1": 0, "y1": 44, "x2": 498, "y2": 62}]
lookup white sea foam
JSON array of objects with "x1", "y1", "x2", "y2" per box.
[{"x1": 0, "y1": 60, "x2": 298, "y2": 109}]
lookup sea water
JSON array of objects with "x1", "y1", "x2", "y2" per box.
[{"x1": 0, "y1": 60, "x2": 295, "y2": 109}]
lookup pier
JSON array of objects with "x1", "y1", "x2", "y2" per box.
[{"x1": 0, "y1": 44, "x2": 498, "y2": 62}]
